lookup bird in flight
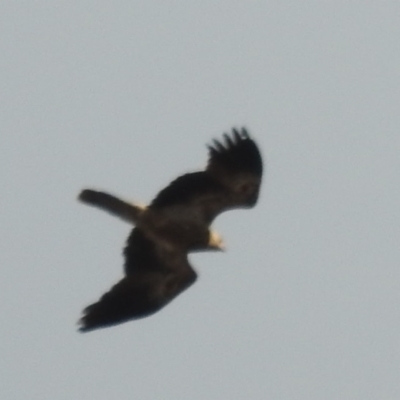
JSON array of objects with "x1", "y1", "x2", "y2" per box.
[{"x1": 78, "y1": 128, "x2": 263, "y2": 332}]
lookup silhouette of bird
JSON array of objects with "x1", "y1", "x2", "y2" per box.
[{"x1": 78, "y1": 128, "x2": 263, "y2": 332}]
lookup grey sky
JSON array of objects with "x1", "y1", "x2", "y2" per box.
[{"x1": 1, "y1": 2, "x2": 399, "y2": 399}]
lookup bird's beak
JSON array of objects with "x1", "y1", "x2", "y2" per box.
[
  {"x1": 209, "y1": 230, "x2": 226, "y2": 252},
  {"x1": 217, "y1": 241, "x2": 226, "y2": 252}
]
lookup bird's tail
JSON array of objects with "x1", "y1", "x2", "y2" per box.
[{"x1": 78, "y1": 189, "x2": 146, "y2": 225}]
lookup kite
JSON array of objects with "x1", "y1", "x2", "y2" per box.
[{"x1": 78, "y1": 128, "x2": 263, "y2": 331}]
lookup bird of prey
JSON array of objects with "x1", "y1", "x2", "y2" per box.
[{"x1": 78, "y1": 128, "x2": 263, "y2": 332}]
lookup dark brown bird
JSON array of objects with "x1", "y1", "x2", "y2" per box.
[{"x1": 78, "y1": 128, "x2": 263, "y2": 332}]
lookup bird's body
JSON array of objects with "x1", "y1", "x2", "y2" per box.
[{"x1": 78, "y1": 128, "x2": 263, "y2": 332}]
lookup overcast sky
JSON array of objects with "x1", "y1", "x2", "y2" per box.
[{"x1": 1, "y1": 2, "x2": 400, "y2": 399}]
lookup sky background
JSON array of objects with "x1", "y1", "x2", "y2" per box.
[{"x1": 1, "y1": 2, "x2": 400, "y2": 399}]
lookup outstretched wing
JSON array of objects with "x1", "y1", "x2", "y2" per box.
[
  {"x1": 206, "y1": 128, "x2": 263, "y2": 204},
  {"x1": 150, "y1": 128, "x2": 263, "y2": 223},
  {"x1": 79, "y1": 228, "x2": 197, "y2": 332}
]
